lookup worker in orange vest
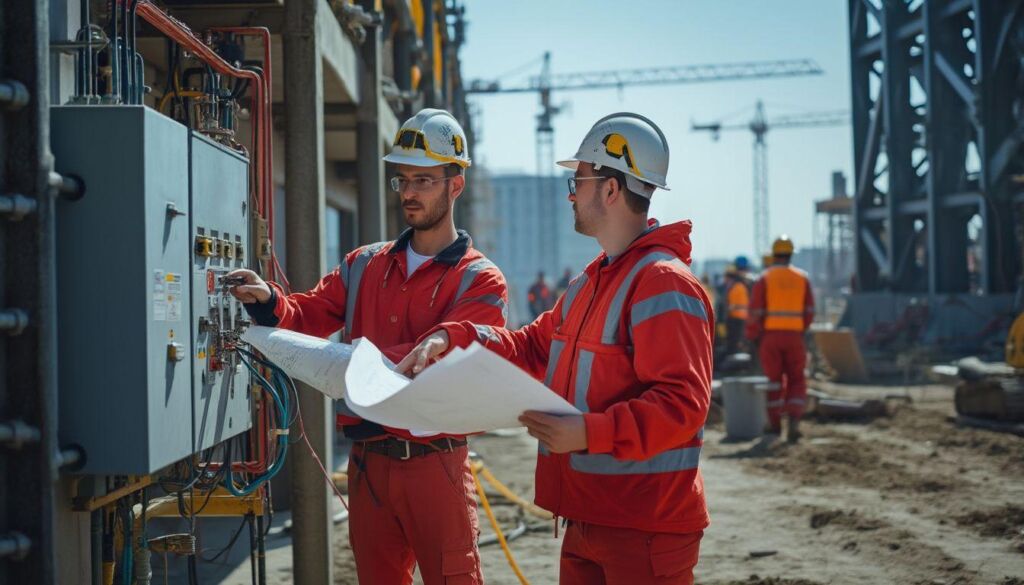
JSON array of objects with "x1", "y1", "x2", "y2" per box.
[
  {"x1": 746, "y1": 235, "x2": 814, "y2": 442},
  {"x1": 723, "y1": 256, "x2": 752, "y2": 355}
]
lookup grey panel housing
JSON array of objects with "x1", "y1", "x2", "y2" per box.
[
  {"x1": 190, "y1": 132, "x2": 252, "y2": 451},
  {"x1": 52, "y1": 106, "x2": 194, "y2": 474}
]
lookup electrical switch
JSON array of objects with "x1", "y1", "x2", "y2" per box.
[
  {"x1": 195, "y1": 235, "x2": 215, "y2": 257},
  {"x1": 167, "y1": 342, "x2": 186, "y2": 362}
]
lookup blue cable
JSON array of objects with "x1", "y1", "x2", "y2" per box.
[{"x1": 223, "y1": 352, "x2": 291, "y2": 496}]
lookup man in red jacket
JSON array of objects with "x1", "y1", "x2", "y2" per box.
[
  {"x1": 228, "y1": 109, "x2": 507, "y2": 585},
  {"x1": 400, "y1": 113, "x2": 713, "y2": 585}
]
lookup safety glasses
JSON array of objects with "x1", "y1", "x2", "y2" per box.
[
  {"x1": 568, "y1": 176, "x2": 608, "y2": 196},
  {"x1": 390, "y1": 176, "x2": 452, "y2": 193}
]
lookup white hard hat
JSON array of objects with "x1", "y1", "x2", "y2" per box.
[
  {"x1": 383, "y1": 108, "x2": 471, "y2": 168},
  {"x1": 557, "y1": 112, "x2": 670, "y2": 198}
]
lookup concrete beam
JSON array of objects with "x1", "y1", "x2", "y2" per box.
[
  {"x1": 283, "y1": 0, "x2": 334, "y2": 583},
  {"x1": 356, "y1": 0, "x2": 386, "y2": 243},
  {"x1": 318, "y1": 0, "x2": 360, "y2": 104}
]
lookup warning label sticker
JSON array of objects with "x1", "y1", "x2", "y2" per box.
[{"x1": 153, "y1": 270, "x2": 183, "y2": 322}]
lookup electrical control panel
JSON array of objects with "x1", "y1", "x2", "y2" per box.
[
  {"x1": 51, "y1": 107, "x2": 254, "y2": 474},
  {"x1": 52, "y1": 106, "x2": 195, "y2": 474},
  {"x1": 189, "y1": 132, "x2": 252, "y2": 452}
]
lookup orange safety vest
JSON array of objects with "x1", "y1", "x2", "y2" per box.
[
  {"x1": 763, "y1": 265, "x2": 809, "y2": 331},
  {"x1": 726, "y1": 280, "x2": 750, "y2": 320}
]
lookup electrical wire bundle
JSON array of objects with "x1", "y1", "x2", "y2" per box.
[{"x1": 226, "y1": 347, "x2": 295, "y2": 496}]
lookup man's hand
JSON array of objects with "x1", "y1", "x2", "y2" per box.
[
  {"x1": 519, "y1": 411, "x2": 588, "y2": 453},
  {"x1": 226, "y1": 269, "x2": 272, "y2": 304},
  {"x1": 396, "y1": 330, "x2": 450, "y2": 376}
]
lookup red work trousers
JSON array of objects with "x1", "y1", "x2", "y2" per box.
[
  {"x1": 560, "y1": 520, "x2": 702, "y2": 585},
  {"x1": 347, "y1": 443, "x2": 482, "y2": 585},
  {"x1": 758, "y1": 331, "x2": 808, "y2": 428}
]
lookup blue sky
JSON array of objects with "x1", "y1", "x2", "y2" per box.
[{"x1": 459, "y1": 0, "x2": 853, "y2": 265}]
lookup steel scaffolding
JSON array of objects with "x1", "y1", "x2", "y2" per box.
[{"x1": 849, "y1": 0, "x2": 1024, "y2": 294}]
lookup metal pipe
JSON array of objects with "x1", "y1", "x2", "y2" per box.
[
  {"x1": 49, "y1": 171, "x2": 85, "y2": 201},
  {"x1": 248, "y1": 514, "x2": 258, "y2": 585},
  {"x1": 0, "y1": 79, "x2": 30, "y2": 110},
  {"x1": 0, "y1": 532, "x2": 32, "y2": 560},
  {"x1": 0, "y1": 194, "x2": 39, "y2": 221},
  {"x1": 91, "y1": 511, "x2": 103, "y2": 585},
  {"x1": 0, "y1": 309, "x2": 30, "y2": 335},
  {"x1": 256, "y1": 514, "x2": 266, "y2": 585},
  {"x1": 421, "y1": 0, "x2": 436, "y2": 106},
  {"x1": 0, "y1": 420, "x2": 41, "y2": 448},
  {"x1": 107, "y1": 0, "x2": 120, "y2": 101}
]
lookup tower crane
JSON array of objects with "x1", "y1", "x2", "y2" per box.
[
  {"x1": 467, "y1": 55, "x2": 826, "y2": 268},
  {"x1": 692, "y1": 100, "x2": 849, "y2": 254}
]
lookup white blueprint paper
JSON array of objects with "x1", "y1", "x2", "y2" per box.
[
  {"x1": 240, "y1": 326, "x2": 354, "y2": 400},
  {"x1": 344, "y1": 338, "x2": 581, "y2": 434}
]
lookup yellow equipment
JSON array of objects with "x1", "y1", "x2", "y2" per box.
[{"x1": 1007, "y1": 313, "x2": 1024, "y2": 368}]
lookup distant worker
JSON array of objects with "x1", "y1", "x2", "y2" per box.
[
  {"x1": 400, "y1": 112, "x2": 712, "y2": 585},
  {"x1": 746, "y1": 235, "x2": 815, "y2": 443},
  {"x1": 228, "y1": 108, "x2": 507, "y2": 585},
  {"x1": 723, "y1": 256, "x2": 752, "y2": 355},
  {"x1": 527, "y1": 270, "x2": 555, "y2": 319},
  {"x1": 555, "y1": 267, "x2": 573, "y2": 298}
]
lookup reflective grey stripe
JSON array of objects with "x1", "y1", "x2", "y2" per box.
[
  {"x1": 473, "y1": 324, "x2": 500, "y2": 344},
  {"x1": 545, "y1": 339, "x2": 565, "y2": 388},
  {"x1": 766, "y1": 310, "x2": 804, "y2": 317},
  {"x1": 602, "y1": 252, "x2": 685, "y2": 344},
  {"x1": 767, "y1": 399, "x2": 784, "y2": 407},
  {"x1": 336, "y1": 400, "x2": 359, "y2": 418},
  {"x1": 570, "y1": 446, "x2": 701, "y2": 475},
  {"x1": 573, "y1": 350, "x2": 595, "y2": 412},
  {"x1": 562, "y1": 274, "x2": 589, "y2": 321},
  {"x1": 787, "y1": 398, "x2": 806, "y2": 405},
  {"x1": 458, "y1": 294, "x2": 508, "y2": 321},
  {"x1": 454, "y1": 258, "x2": 498, "y2": 303},
  {"x1": 629, "y1": 291, "x2": 708, "y2": 339},
  {"x1": 339, "y1": 260, "x2": 350, "y2": 289},
  {"x1": 344, "y1": 242, "x2": 389, "y2": 337},
  {"x1": 568, "y1": 341, "x2": 702, "y2": 475}
]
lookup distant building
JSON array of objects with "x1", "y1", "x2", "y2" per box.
[{"x1": 487, "y1": 172, "x2": 600, "y2": 325}]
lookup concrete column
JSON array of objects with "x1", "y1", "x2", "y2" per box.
[
  {"x1": 283, "y1": 1, "x2": 333, "y2": 583},
  {"x1": 356, "y1": 0, "x2": 385, "y2": 243}
]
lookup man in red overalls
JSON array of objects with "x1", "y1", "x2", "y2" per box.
[
  {"x1": 746, "y1": 235, "x2": 815, "y2": 443},
  {"x1": 229, "y1": 109, "x2": 507, "y2": 584}
]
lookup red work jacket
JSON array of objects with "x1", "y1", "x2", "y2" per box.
[
  {"x1": 245, "y1": 228, "x2": 508, "y2": 442},
  {"x1": 435, "y1": 220, "x2": 713, "y2": 534}
]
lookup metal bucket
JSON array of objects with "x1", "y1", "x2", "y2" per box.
[{"x1": 721, "y1": 375, "x2": 776, "y2": 440}]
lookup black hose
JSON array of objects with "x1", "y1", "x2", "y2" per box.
[
  {"x1": 108, "y1": 0, "x2": 119, "y2": 101},
  {"x1": 90, "y1": 510, "x2": 102, "y2": 585},
  {"x1": 120, "y1": 0, "x2": 129, "y2": 101},
  {"x1": 129, "y1": 0, "x2": 139, "y2": 103},
  {"x1": 78, "y1": 0, "x2": 89, "y2": 98}
]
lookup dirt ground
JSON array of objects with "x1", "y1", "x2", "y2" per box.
[{"x1": 221, "y1": 382, "x2": 1024, "y2": 584}]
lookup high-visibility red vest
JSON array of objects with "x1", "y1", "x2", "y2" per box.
[{"x1": 763, "y1": 265, "x2": 810, "y2": 331}]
